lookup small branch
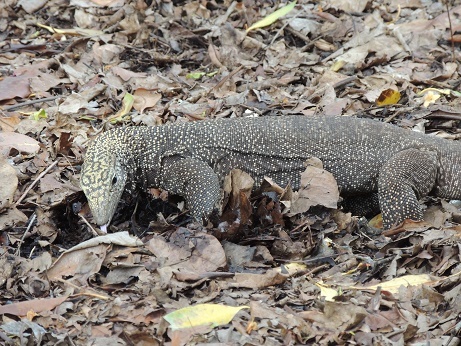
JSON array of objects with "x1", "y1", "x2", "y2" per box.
[
  {"x1": 333, "y1": 76, "x2": 357, "y2": 91},
  {"x1": 269, "y1": 13, "x2": 300, "y2": 47},
  {"x1": 445, "y1": 1, "x2": 455, "y2": 62},
  {"x1": 2, "y1": 96, "x2": 61, "y2": 111},
  {"x1": 15, "y1": 159, "x2": 59, "y2": 206},
  {"x1": 15, "y1": 213, "x2": 37, "y2": 256},
  {"x1": 207, "y1": 65, "x2": 243, "y2": 95},
  {"x1": 78, "y1": 213, "x2": 100, "y2": 237}
]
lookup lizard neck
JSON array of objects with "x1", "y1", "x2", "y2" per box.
[{"x1": 116, "y1": 126, "x2": 164, "y2": 190}]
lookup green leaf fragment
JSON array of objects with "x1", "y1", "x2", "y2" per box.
[
  {"x1": 186, "y1": 72, "x2": 206, "y2": 79},
  {"x1": 30, "y1": 108, "x2": 47, "y2": 120},
  {"x1": 186, "y1": 70, "x2": 218, "y2": 79}
]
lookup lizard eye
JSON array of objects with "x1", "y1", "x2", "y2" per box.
[{"x1": 112, "y1": 176, "x2": 117, "y2": 185}]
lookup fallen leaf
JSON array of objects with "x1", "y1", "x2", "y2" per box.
[
  {"x1": 290, "y1": 163, "x2": 339, "y2": 214},
  {"x1": 0, "y1": 76, "x2": 30, "y2": 101},
  {"x1": 231, "y1": 268, "x2": 289, "y2": 289},
  {"x1": 26, "y1": 108, "x2": 48, "y2": 120},
  {"x1": 0, "y1": 296, "x2": 68, "y2": 316},
  {"x1": 47, "y1": 232, "x2": 142, "y2": 281},
  {"x1": 316, "y1": 282, "x2": 340, "y2": 302},
  {"x1": 36, "y1": 23, "x2": 103, "y2": 36},
  {"x1": 246, "y1": 1, "x2": 297, "y2": 32},
  {"x1": 18, "y1": 0, "x2": 47, "y2": 13},
  {"x1": 0, "y1": 132, "x2": 40, "y2": 156},
  {"x1": 108, "y1": 93, "x2": 134, "y2": 123},
  {"x1": 351, "y1": 274, "x2": 436, "y2": 294},
  {"x1": 222, "y1": 169, "x2": 254, "y2": 211},
  {"x1": 111, "y1": 66, "x2": 147, "y2": 81},
  {"x1": 164, "y1": 304, "x2": 249, "y2": 330},
  {"x1": 132, "y1": 89, "x2": 161, "y2": 113},
  {"x1": 0, "y1": 157, "x2": 18, "y2": 211},
  {"x1": 376, "y1": 88, "x2": 401, "y2": 105},
  {"x1": 186, "y1": 72, "x2": 206, "y2": 79},
  {"x1": 421, "y1": 91, "x2": 441, "y2": 107},
  {"x1": 0, "y1": 320, "x2": 46, "y2": 341}
]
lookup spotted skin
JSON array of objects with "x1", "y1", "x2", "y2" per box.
[{"x1": 80, "y1": 116, "x2": 461, "y2": 229}]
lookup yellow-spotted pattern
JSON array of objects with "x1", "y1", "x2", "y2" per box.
[{"x1": 80, "y1": 116, "x2": 461, "y2": 229}]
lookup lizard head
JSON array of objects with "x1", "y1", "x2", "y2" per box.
[{"x1": 80, "y1": 143, "x2": 127, "y2": 229}]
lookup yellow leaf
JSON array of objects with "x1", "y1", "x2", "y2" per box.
[
  {"x1": 421, "y1": 91, "x2": 441, "y2": 108},
  {"x1": 331, "y1": 60, "x2": 346, "y2": 72},
  {"x1": 417, "y1": 88, "x2": 454, "y2": 108},
  {"x1": 107, "y1": 93, "x2": 134, "y2": 123},
  {"x1": 275, "y1": 262, "x2": 307, "y2": 276},
  {"x1": 120, "y1": 93, "x2": 134, "y2": 115},
  {"x1": 376, "y1": 88, "x2": 401, "y2": 106},
  {"x1": 246, "y1": 1, "x2": 297, "y2": 32},
  {"x1": 417, "y1": 87, "x2": 451, "y2": 96},
  {"x1": 351, "y1": 274, "x2": 435, "y2": 294},
  {"x1": 36, "y1": 23, "x2": 103, "y2": 36},
  {"x1": 416, "y1": 88, "x2": 453, "y2": 108},
  {"x1": 26, "y1": 310, "x2": 38, "y2": 321},
  {"x1": 186, "y1": 70, "x2": 219, "y2": 79},
  {"x1": 164, "y1": 304, "x2": 249, "y2": 330},
  {"x1": 316, "y1": 282, "x2": 340, "y2": 301}
]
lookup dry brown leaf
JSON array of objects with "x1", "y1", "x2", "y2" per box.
[
  {"x1": 47, "y1": 232, "x2": 142, "y2": 281},
  {"x1": 0, "y1": 76, "x2": 30, "y2": 101},
  {"x1": 111, "y1": 66, "x2": 147, "y2": 81},
  {"x1": 230, "y1": 268, "x2": 289, "y2": 289},
  {"x1": 0, "y1": 296, "x2": 68, "y2": 316},
  {"x1": 132, "y1": 89, "x2": 162, "y2": 113},
  {"x1": 0, "y1": 157, "x2": 18, "y2": 211},
  {"x1": 46, "y1": 244, "x2": 107, "y2": 281},
  {"x1": 290, "y1": 163, "x2": 340, "y2": 215},
  {"x1": 0, "y1": 132, "x2": 40, "y2": 156},
  {"x1": 147, "y1": 229, "x2": 226, "y2": 283},
  {"x1": 222, "y1": 169, "x2": 254, "y2": 211}
]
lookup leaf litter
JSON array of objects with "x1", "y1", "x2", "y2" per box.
[{"x1": 1, "y1": 0, "x2": 461, "y2": 345}]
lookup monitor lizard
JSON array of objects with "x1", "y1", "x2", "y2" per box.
[{"x1": 80, "y1": 116, "x2": 461, "y2": 231}]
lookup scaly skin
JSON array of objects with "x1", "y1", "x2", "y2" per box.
[{"x1": 80, "y1": 116, "x2": 461, "y2": 230}]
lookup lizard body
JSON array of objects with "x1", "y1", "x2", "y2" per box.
[{"x1": 80, "y1": 116, "x2": 461, "y2": 230}]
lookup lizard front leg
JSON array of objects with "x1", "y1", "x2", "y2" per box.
[
  {"x1": 160, "y1": 156, "x2": 221, "y2": 221},
  {"x1": 378, "y1": 148, "x2": 438, "y2": 229}
]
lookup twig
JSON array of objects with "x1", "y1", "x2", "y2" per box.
[
  {"x1": 215, "y1": 1, "x2": 237, "y2": 25},
  {"x1": 333, "y1": 76, "x2": 357, "y2": 91},
  {"x1": 15, "y1": 213, "x2": 37, "y2": 256},
  {"x1": 384, "y1": 110, "x2": 403, "y2": 123},
  {"x1": 56, "y1": 278, "x2": 111, "y2": 300},
  {"x1": 207, "y1": 65, "x2": 243, "y2": 95},
  {"x1": 269, "y1": 13, "x2": 300, "y2": 47},
  {"x1": 445, "y1": 1, "x2": 455, "y2": 63},
  {"x1": 2, "y1": 96, "x2": 61, "y2": 111},
  {"x1": 284, "y1": 26, "x2": 318, "y2": 51},
  {"x1": 78, "y1": 213, "x2": 100, "y2": 237},
  {"x1": 15, "y1": 159, "x2": 59, "y2": 206}
]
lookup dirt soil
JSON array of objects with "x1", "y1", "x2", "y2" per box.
[{"x1": 1, "y1": 0, "x2": 461, "y2": 345}]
